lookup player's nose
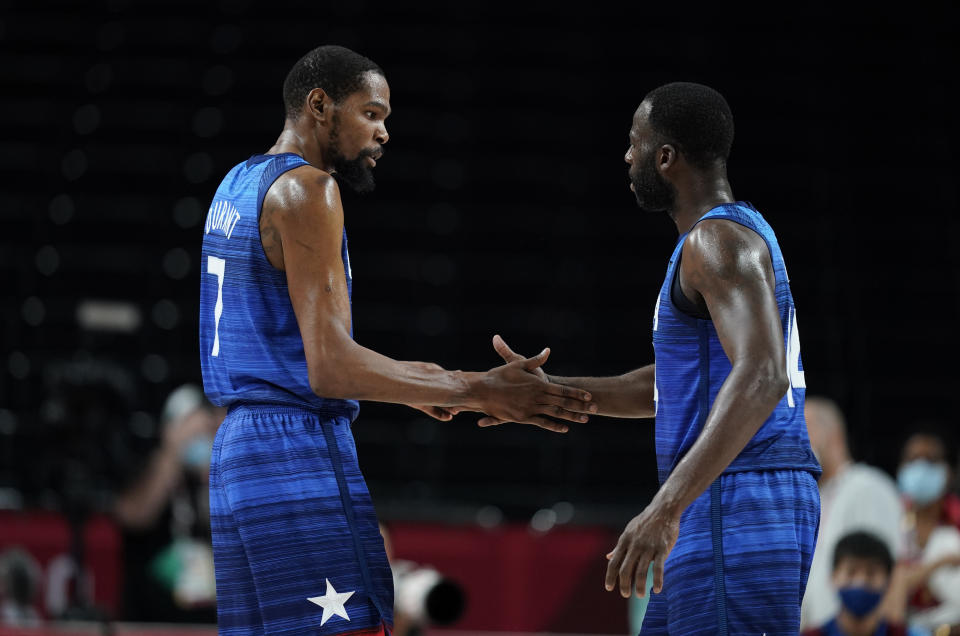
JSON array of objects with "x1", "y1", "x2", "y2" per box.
[
  {"x1": 624, "y1": 146, "x2": 633, "y2": 164},
  {"x1": 376, "y1": 124, "x2": 389, "y2": 145}
]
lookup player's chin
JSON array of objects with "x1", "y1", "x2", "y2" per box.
[
  {"x1": 336, "y1": 169, "x2": 376, "y2": 194},
  {"x1": 352, "y1": 176, "x2": 376, "y2": 194}
]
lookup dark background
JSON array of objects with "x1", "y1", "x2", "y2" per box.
[{"x1": 2, "y1": 1, "x2": 958, "y2": 526}]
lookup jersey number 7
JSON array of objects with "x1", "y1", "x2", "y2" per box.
[{"x1": 207, "y1": 255, "x2": 226, "y2": 357}]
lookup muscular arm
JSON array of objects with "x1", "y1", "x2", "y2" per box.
[
  {"x1": 544, "y1": 366, "x2": 655, "y2": 419},
  {"x1": 475, "y1": 339, "x2": 654, "y2": 426},
  {"x1": 605, "y1": 219, "x2": 790, "y2": 598},
  {"x1": 260, "y1": 166, "x2": 591, "y2": 425},
  {"x1": 652, "y1": 219, "x2": 788, "y2": 515}
]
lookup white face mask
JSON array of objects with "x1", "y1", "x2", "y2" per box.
[{"x1": 897, "y1": 459, "x2": 948, "y2": 505}]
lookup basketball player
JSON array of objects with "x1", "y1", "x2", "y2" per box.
[
  {"x1": 198, "y1": 45, "x2": 594, "y2": 636},
  {"x1": 482, "y1": 83, "x2": 821, "y2": 633}
]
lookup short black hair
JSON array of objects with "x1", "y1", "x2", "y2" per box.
[
  {"x1": 282, "y1": 45, "x2": 383, "y2": 119},
  {"x1": 900, "y1": 420, "x2": 956, "y2": 464},
  {"x1": 832, "y1": 531, "x2": 893, "y2": 575},
  {"x1": 644, "y1": 82, "x2": 734, "y2": 168}
]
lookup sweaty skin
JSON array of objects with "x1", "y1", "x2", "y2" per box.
[
  {"x1": 258, "y1": 71, "x2": 595, "y2": 430},
  {"x1": 604, "y1": 218, "x2": 788, "y2": 598},
  {"x1": 482, "y1": 99, "x2": 790, "y2": 598}
]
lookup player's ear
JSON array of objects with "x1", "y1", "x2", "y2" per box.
[
  {"x1": 305, "y1": 88, "x2": 331, "y2": 123},
  {"x1": 656, "y1": 144, "x2": 677, "y2": 174}
]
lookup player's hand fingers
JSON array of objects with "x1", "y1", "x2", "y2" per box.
[
  {"x1": 544, "y1": 382, "x2": 592, "y2": 404},
  {"x1": 519, "y1": 415, "x2": 569, "y2": 433},
  {"x1": 479, "y1": 415, "x2": 567, "y2": 433},
  {"x1": 414, "y1": 405, "x2": 453, "y2": 421},
  {"x1": 492, "y1": 334, "x2": 524, "y2": 363},
  {"x1": 537, "y1": 404, "x2": 588, "y2": 424},
  {"x1": 522, "y1": 347, "x2": 550, "y2": 370},
  {"x1": 604, "y1": 544, "x2": 624, "y2": 592},
  {"x1": 652, "y1": 553, "x2": 666, "y2": 594},
  {"x1": 634, "y1": 558, "x2": 653, "y2": 598},
  {"x1": 618, "y1": 546, "x2": 641, "y2": 598},
  {"x1": 537, "y1": 393, "x2": 598, "y2": 414}
]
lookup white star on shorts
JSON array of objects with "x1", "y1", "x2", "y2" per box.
[{"x1": 307, "y1": 578, "x2": 355, "y2": 625}]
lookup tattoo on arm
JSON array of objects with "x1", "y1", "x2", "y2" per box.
[{"x1": 259, "y1": 204, "x2": 284, "y2": 269}]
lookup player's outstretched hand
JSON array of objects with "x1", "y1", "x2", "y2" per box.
[
  {"x1": 604, "y1": 503, "x2": 680, "y2": 599},
  {"x1": 476, "y1": 335, "x2": 593, "y2": 430},
  {"x1": 476, "y1": 346, "x2": 593, "y2": 433}
]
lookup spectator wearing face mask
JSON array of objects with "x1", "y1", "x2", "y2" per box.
[
  {"x1": 113, "y1": 384, "x2": 224, "y2": 622},
  {"x1": 802, "y1": 396, "x2": 904, "y2": 630},
  {"x1": 802, "y1": 531, "x2": 909, "y2": 636},
  {"x1": 897, "y1": 430, "x2": 960, "y2": 629}
]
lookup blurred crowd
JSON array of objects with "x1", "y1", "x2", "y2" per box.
[
  {"x1": 799, "y1": 397, "x2": 960, "y2": 636},
  {"x1": 3, "y1": 391, "x2": 960, "y2": 635},
  {"x1": 0, "y1": 383, "x2": 459, "y2": 635},
  {"x1": 1, "y1": 383, "x2": 223, "y2": 626}
]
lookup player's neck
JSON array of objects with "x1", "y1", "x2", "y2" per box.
[
  {"x1": 267, "y1": 123, "x2": 333, "y2": 172},
  {"x1": 668, "y1": 169, "x2": 735, "y2": 234}
]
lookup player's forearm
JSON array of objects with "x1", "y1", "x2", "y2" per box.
[
  {"x1": 549, "y1": 364, "x2": 655, "y2": 418},
  {"x1": 653, "y1": 361, "x2": 787, "y2": 515},
  {"x1": 308, "y1": 337, "x2": 483, "y2": 408}
]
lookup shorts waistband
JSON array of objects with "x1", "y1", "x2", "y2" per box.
[{"x1": 226, "y1": 402, "x2": 353, "y2": 422}]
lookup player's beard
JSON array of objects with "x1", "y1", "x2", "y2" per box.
[
  {"x1": 328, "y1": 117, "x2": 378, "y2": 194},
  {"x1": 630, "y1": 150, "x2": 675, "y2": 215}
]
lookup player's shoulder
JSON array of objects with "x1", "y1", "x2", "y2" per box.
[
  {"x1": 269, "y1": 163, "x2": 341, "y2": 209},
  {"x1": 263, "y1": 164, "x2": 342, "y2": 222},
  {"x1": 682, "y1": 217, "x2": 769, "y2": 282},
  {"x1": 685, "y1": 216, "x2": 765, "y2": 254}
]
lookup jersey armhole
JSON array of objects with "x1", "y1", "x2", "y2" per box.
[{"x1": 671, "y1": 247, "x2": 712, "y2": 320}]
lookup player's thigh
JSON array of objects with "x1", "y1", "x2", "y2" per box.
[
  {"x1": 658, "y1": 488, "x2": 722, "y2": 634},
  {"x1": 720, "y1": 470, "x2": 820, "y2": 634},
  {"x1": 217, "y1": 411, "x2": 388, "y2": 633},
  {"x1": 209, "y1": 419, "x2": 265, "y2": 635},
  {"x1": 638, "y1": 590, "x2": 668, "y2": 635}
]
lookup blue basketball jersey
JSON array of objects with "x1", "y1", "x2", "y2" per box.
[
  {"x1": 199, "y1": 153, "x2": 360, "y2": 421},
  {"x1": 652, "y1": 202, "x2": 820, "y2": 484}
]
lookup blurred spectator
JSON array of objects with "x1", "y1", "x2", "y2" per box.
[
  {"x1": 0, "y1": 547, "x2": 41, "y2": 627},
  {"x1": 802, "y1": 396, "x2": 904, "y2": 629},
  {"x1": 801, "y1": 531, "x2": 909, "y2": 636},
  {"x1": 897, "y1": 431, "x2": 960, "y2": 629},
  {"x1": 112, "y1": 384, "x2": 223, "y2": 623}
]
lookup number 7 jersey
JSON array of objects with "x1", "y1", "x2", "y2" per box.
[
  {"x1": 652, "y1": 202, "x2": 820, "y2": 485},
  {"x1": 198, "y1": 153, "x2": 360, "y2": 421}
]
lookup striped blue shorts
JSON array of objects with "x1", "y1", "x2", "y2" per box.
[
  {"x1": 209, "y1": 404, "x2": 394, "y2": 635},
  {"x1": 640, "y1": 469, "x2": 820, "y2": 635}
]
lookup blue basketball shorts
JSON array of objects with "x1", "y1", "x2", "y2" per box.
[
  {"x1": 209, "y1": 404, "x2": 394, "y2": 635},
  {"x1": 640, "y1": 469, "x2": 820, "y2": 635}
]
